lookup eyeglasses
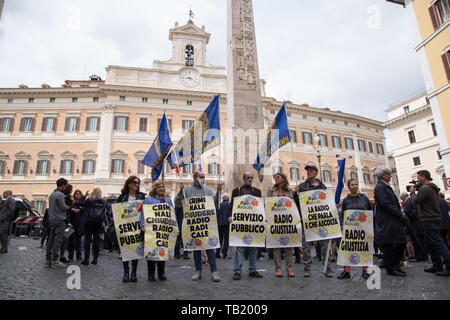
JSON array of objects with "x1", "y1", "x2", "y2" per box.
[{"x1": 131, "y1": 181, "x2": 140, "y2": 185}]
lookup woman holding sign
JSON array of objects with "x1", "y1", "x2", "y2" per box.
[
  {"x1": 267, "y1": 173, "x2": 298, "y2": 278},
  {"x1": 117, "y1": 176, "x2": 146, "y2": 283},
  {"x1": 338, "y1": 179, "x2": 372, "y2": 280},
  {"x1": 141, "y1": 181, "x2": 174, "y2": 281}
]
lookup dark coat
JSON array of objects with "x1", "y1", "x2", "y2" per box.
[
  {"x1": 439, "y1": 199, "x2": 450, "y2": 230},
  {"x1": 79, "y1": 198, "x2": 106, "y2": 226},
  {"x1": 217, "y1": 200, "x2": 231, "y2": 226},
  {"x1": 293, "y1": 178, "x2": 327, "y2": 216},
  {"x1": 228, "y1": 185, "x2": 262, "y2": 218},
  {"x1": 403, "y1": 197, "x2": 424, "y2": 235},
  {"x1": 374, "y1": 181, "x2": 406, "y2": 244},
  {"x1": 117, "y1": 192, "x2": 146, "y2": 203}
]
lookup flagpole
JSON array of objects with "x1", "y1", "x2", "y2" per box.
[
  {"x1": 283, "y1": 101, "x2": 299, "y2": 187},
  {"x1": 217, "y1": 94, "x2": 222, "y2": 201},
  {"x1": 173, "y1": 147, "x2": 188, "y2": 206}
]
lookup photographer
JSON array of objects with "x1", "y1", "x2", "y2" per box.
[
  {"x1": 403, "y1": 187, "x2": 426, "y2": 262},
  {"x1": 410, "y1": 170, "x2": 450, "y2": 277}
]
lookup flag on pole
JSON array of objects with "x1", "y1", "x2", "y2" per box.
[
  {"x1": 253, "y1": 103, "x2": 291, "y2": 182},
  {"x1": 335, "y1": 159, "x2": 346, "y2": 204},
  {"x1": 167, "y1": 95, "x2": 220, "y2": 169},
  {"x1": 141, "y1": 113, "x2": 173, "y2": 181}
]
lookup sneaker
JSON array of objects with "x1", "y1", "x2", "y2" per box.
[
  {"x1": 232, "y1": 272, "x2": 241, "y2": 280},
  {"x1": 211, "y1": 272, "x2": 221, "y2": 282},
  {"x1": 81, "y1": 260, "x2": 89, "y2": 266},
  {"x1": 424, "y1": 266, "x2": 443, "y2": 273},
  {"x1": 361, "y1": 271, "x2": 370, "y2": 280},
  {"x1": 436, "y1": 269, "x2": 450, "y2": 277},
  {"x1": 183, "y1": 256, "x2": 191, "y2": 260},
  {"x1": 249, "y1": 271, "x2": 263, "y2": 278},
  {"x1": 325, "y1": 271, "x2": 334, "y2": 278},
  {"x1": 304, "y1": 268, "x2": 311, "y2": 277},
  {"x1": 44, "y1": 260, "x2": 52, "y2": 268},
  {"x1": 52, "y1": 260, "x2": 67, "y2": 268},
  {"x1": 288, "y1": 271, "x2": 295, "y2": 278},
  {"x1": 192, "y1": 271, "x2": 202, "y2": 281},
  {"x1": 276, "y1": 271, "x2": 283, "y2": 277},
  {"x1": 337, "y1": 271, "x2": 351, "y2": 280},
  {"x1": 60, "y1": 257, "x2": 69, "y2": 263}
]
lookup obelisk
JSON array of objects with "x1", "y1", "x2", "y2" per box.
[{"x1": 226, "y1": 0, "x2": 269, "y2": 191}]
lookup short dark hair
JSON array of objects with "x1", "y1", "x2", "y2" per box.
[
  {"x1": 56, "y1": 178, "x2": 68, "y2": 187},
  {"x1": 417, "y1": 170, "x2": 433, "y2": 181},
  {"x1": 347, "y1": 179, "x2": 358, "y2": 188}
]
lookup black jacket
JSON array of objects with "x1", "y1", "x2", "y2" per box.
[
  {"x1": 403, "y1": 197, "x2": 424, "y2": 235},
  {"x1": 117, "y1": 192, "x2": 146, "y2": 203},
  {"x1": 374, "y1": 181, "x2": 406, "y2": 244},
  {"x1": 228, "y1": 185, "x2": 262, "y2": 218},
  {"x1": 439, "y1": 198, "x2": 450, "y2": 230},
  {"x1": 79, "y1": 198, "x2": 106, "y2": 226},
  {"x1": 293, "y1": 178, "x2": 327, "y2": 216},
  {"x1": 341, "y1": 193, "x2": 372, "y2": 212}
]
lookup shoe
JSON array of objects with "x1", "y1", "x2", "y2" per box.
[
  {"x1": 361, "y1": 271, "x2": 370, "y2": 280},
  {"x1": 148, "y1": 274, "x2": 156, "y2": 281},
  {"x1": 288, "y1": 271, "x2": 295, "y2": 278},
  {"x1": 123, "y1": 268, "x2": 130, "y2": 283},
  {"x1": 0, "y1": 248, "x2": 8, "y2": 254},
  {"x1": 91, "y1": 259, "x2": 97, "y2": 265},
  {"x1": 175, "y1": 255, "x2": 181, "y2": 259},
  {"x1": 192, "y1": 271, "x2": 202, "y2": 281},
  {"x1": 158, "y1": 274, "x2": 167, "y2": 281},
  {"x1": 304, "y1": 268, "x2": 311, "y2": 277},
  {"x1": 52, "y1": 260, "x2": 67, "y2": 268},
  {"x1": 424, "y1": 266, "x2": 443, "y2": 273},
  {"x1": 379, "y1": 262, "x2": 386, "y2": 269},
  {"x1": 232, "y1": 272, "x2": 241, "y2": 280},
  {"x1": 183, "y1": 256, "x2": 190, "y2": 260},
  {"x1": 337, "y1": 271, "x2": 351, "y2": 280},
  {"x1": 130, "y1": 269, "x2": 137, "y2": 282},
  {"x1": 325, "y1": 271, "x2": 334, "y2": 278},
  {"x1": 330, "y1": 257, "x2": 336, "y2": 262},
  {"x1": 435, "y1": 269, "x2": 450, "y2": 277},
  {"x1": 68, "y1": 259, "x2": 74, "y2": 263},
  {"x1": 396, "y1": 267, "x2": 407, "y2": 275},
  {"x1": 60, "y1": 257, "x2": 68, "y2": 263},
  {"x1": 222, "y1": 255, "x2": 227, "y2": 259},
  {"x1": 387, "y1": 270, "x2": 407, "y2": 277},
  {"x1": 276, "y1": 271, "x2": 283, "y2": 277},
  {"x1": 249, "y1": 271, "x2": 263, "y2": 278},
  {"x1": 211, "y1": 272, "x2": 221, "y2": 282},
  {"x1": 81, "y1": 260, "x2": 89, "y2": 265},
  {"x1": 44, "y1": 260, "x2": 52, "y2": 268},
  {"x1": 216, "y1": 253, "x2": 221, "y2": 259},
  {"x1": 257, "y1": 257, "x2": 263, "y2": 261},
  {"x1": 295, "y1": 258, "x2": 301, "y2": 264}
]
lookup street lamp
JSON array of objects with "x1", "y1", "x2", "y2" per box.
[{"x1": 314, "y1": 132, "x2": 322, "y2": 179}]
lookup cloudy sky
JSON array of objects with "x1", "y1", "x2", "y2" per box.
[{"x1": 0, "y1": 0, "x2": 425, "y2": 123}]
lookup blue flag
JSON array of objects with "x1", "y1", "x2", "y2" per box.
[
  {"x1": 253, "y1": 103, "x2": 291, "y2": 182},
  {"x1": 335, "y1": 159, "x2": 346, "y2": 204},
  {"x1": 142, "y1": 113, "x2": 173, "y2": 181},
  {"x1": 167, "y1": 95, "x2": 220, "y2": 169}
]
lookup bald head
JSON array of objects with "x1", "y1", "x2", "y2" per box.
[{"x1": 243, "y1": 172, "x2": 254, "y2": 186}]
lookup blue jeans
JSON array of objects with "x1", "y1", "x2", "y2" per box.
[
  {"x1": 193, "y1": 250, "x2": 217, "y2": 272},
  {"x1": 234, "y1": 247, "x2": 258, "y2": 273},
  {"x1": 423, "y1": 221, "x2": 450, "y2": 269}
]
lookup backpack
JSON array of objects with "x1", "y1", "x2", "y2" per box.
[{"x1": 87, "y1": 200, "x2": 105, "y2": 224}]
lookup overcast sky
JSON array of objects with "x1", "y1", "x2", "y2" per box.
[{"x1": 0, "y1": 0, "x2": 425, "y2": 123}]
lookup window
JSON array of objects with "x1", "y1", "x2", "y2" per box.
[
  {"x1": 303, "y1": 115, "x2": 307, "y2": 119},
  {"x1": 139, "y1": 118, "x2": 148, "y2": 132},
  {"x1": 318, "y1": 134, "x2": 328, "y2": 147},
  {"x1": 185, "y1": 45, "x2": 194, "y2": 66},
  {"x1": 28, "y1": 98, "x2": 34, "y2": 103},
  {"x1": 437, "y1": 151, "x2": 442, "y2": 160},
  {"x1": 332, "y1": 136, "x2": 341, "y2": 149},
  {"x1": 408, "y1": 130, "x2": 416, "y2": 144},
  {"x1": 183, "y1": 164, "x2": 193, "y2": 174},
  {"x1": 273, "y1": 166, "x2": 282, "y2": 175},
  {"x1": 357, "y1": 124, "x2": 361, "y2": 128},
  {"x1": 36, "y1": 160, "x2": 49, "y2": 175},
  {"x1": 163, "y1": 99, "x2": 168, "y2": 104},
  {"x1": 187, "y1": 101, "x2": 192, "y2": 106},
  {"x1": 93, "y1": 97, "x2": 99, "y2": 102},
  {"x1": 345, "y1": 138, "x2": 354, "y2": 150},
  {"x1": 1, "y1": 118, "x2": 12, "y2": 132},
  {"x1": 364, "y1": 173, "x2": 371, "y2": 185},
  {"x1": 142, "y1": 98, "x2": 148, "y2": 103},
  {"x1": 86, "y1": 117, "x2": 99, "y2": 132},
  {"x1": 302, "y1": 132, "x2": 312, "y2": 145},
  {"x1": 368, "y1": 141, "x2": 374, "y2": 153},
  {"x1": 287, "y1": 113, "x2": 292, "y2": 117},
  {"x1": 443, "y1": 50, "x2": 450, "y2": 81},
  {"x1": 332, "y1": 120, "x2": 336, "y2": 124},
  {"x1": 20, "y1": 117, "x2": 34, "y2": 132},
  {"x1": 350, "y1": 172, "x2": 358, "y2": 180},
  {"x1": 318, "y1": 118, "x2": 323, "y2": 122},
  {"x1": 14, "y1": 160, "x2": 27, "y2": 175},
  {"x1": 373, "y1": 174, "x2": 378, "y2": 184},
  {"x1": 0, "y1": 160, "x2": 5, "y2": 175},
  {"x1": 158, "y1": 118, "x2": 172, "y2": 132},
  {"x1": 289, "y1": 129, "x2": 297, "y2": 143},
  {"x1": 120, "y1": 96, "x2": 126, "y2": 101},
  {"x1": 7, "y1": 98, "x2": 13, "y2": 103},
  {"x1": 137, "y1": 161, "x2": 145, "y2": 175},
  {"x1": 376, "y1": 143, "x2": 385, "y2": 155},
  {"x1": 65, "y1": 117, "x2": 79, "y2": 132},
  {"x1": 290, "y1": 168, "x2": 299, "y2": 181},
  {"x1": 34, "y1": 201, "x2": 45, "y2": 215},
  {"x1": 114, "y1": 116, "x2": 128, "y2": 131},
  {"x1": 208, "y1": 163, "x2": 220, "y2": 175},
  {"x1": 404, "y1": 106, "x2": 410, "y2": 114},
  {"x1": 82, "y1": 160, "x2": 95, "y2": 174},
  {"x1": 50, "y1": 98, "x2": 55, "y2": 103},
  {"x1": 323, "y1": 170, "x2": 331, "y2": 183},
  {"x1": 429, "y1": 0, "x2": 450, "y2": 30},
  {"x1": 413, "y1": 156, "x2": 421, "y2": 166},
  {"x1": 60, "y1": 160, "x2": 73, "y2": 174},
  {"x1": 42, "y1": 117, "x2": 56, "y2": 132},
  {"x1": 358, "y1": 139, "x2": 366, "y2": 152},
  {"x1": 270, "y1": 110, "x2": 275, "y2": 114},
  {"x1": 112, "y1": 159, "x2": 124, "y2": 174},
  {"x1": 72, "y1": 98, "x2": 78, "y2": 103},
  {"x1": 431, "y1": 122, "x2": 438, "y2": 136},
  {"x1": 344, "y1": 122, "x2": 348, "y2": 126}
]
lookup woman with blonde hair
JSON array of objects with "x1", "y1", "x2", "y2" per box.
[
  {"x1": 79, "y1": 188, "x2": 106, "y2": 266},
  {"x1": 267, "y1": 173, "x2": 298, "y2": 277},
  {"x1": 141, "y1": 180, "x2": 174, "y2": 281}
]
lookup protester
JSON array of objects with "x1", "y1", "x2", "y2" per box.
[
  {"x1": 79, "y1": 188, "x2": 106, "y2": 266},
  {"x1": 374, "y1": 167, "x2": 407, "y2": 277},
  {"x1": 45, "y1": 178, "x2": 71, "y2": 268},
  {"x1": 266, "y1": 173, "x2": 297, "y2": 277},
  {"x1": 227, "y1": 172, "x2": 264, "y2": 280},
  {"x1": 439, "y1": 193, "x2": 450, "y2": 250},
  {"x1": 175, "y1": 171, "x2": 221, "y2": 282},
  {"x1": 0, "y1": 190, "x2": 16, "y2": 254},
  {"x1": 141, "y1": 181, "x2": 174, "y2": 281},
  {"x1": 403, "y1": 191, "x2": 426, "y2": 262},
  {"x1": 410, "y1": 171, "x2": 450, "y2": 276},
  {"x1": 216, "y1": 193, "x2": 230, "y2": 259},
  {"x1": 337, "y1": 179, "x2": 372, "y2": 280},
  {"x1": 40, "y1": 208, "x2": 50, "y2": 248},
  {"x1": 294, "y1": 165, "x2": 334, "y2": 278},
  {"x1": 68, "y1": 190, "x2": 85, "y2": 262},
  {"x1": 59, "y1": 184, "x2": 73, "y2": 263},
  {"x1": 117, "y1": 176, "x2": 146, "y2": 282},
  {"x1": 174, "y1": 182, "x2": 189, "y2": 260}
]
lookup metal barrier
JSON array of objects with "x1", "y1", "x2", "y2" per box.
[{"x1": 9, "y1": 217, "x2": 43, "y2": 241}]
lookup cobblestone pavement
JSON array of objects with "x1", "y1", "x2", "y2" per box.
[{"x1": 0, "y1": 238, "x2": 449, "y2": 300}]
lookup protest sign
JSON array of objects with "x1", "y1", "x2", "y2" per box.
[
  {"x1": 265, "y1": 197, "x2": 302, "y2": 248},
  {"x1": 143, "y1": 203, "x2": 179, "y2": 261},
  {"x1": 182, "y1": 196, "x2": 220, "y2": 250},
  {"x1": 298, "y1": 189, "x2": 342, "y2": 241},
  {"x1": 337, "y1": 210, "x2": 374, "y2": 266},
  {"x1": 229, "y1": 195, "x2": 266, "y2": 247},
  {"x1": 112, "y1": 201, "x2": 145, "y2": 262}
]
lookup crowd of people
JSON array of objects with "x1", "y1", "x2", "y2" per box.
[{"x1": 1, "y1": 165, "x2": 449, "y2": 283}]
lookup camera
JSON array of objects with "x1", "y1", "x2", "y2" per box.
[{"x1": 406, "y1": 180, "x2": 421, "y2": 192}]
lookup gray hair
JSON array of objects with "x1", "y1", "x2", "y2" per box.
[
  {"x1": 400, "y1": 192, "x2": 409, "y2": 199},
  {"x1": 375, "y1": 166, "x2": 391, "y2": 179},
  {"x1": 222, "y1": 193, "x2": 230, "y2": 201}
]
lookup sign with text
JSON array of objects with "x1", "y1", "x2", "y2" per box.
[
  {"x1": 337, "y1": 210, "x2": 374, "y2": 267},
  {"x1": 182, "y1": 196, "x2": 220, "y2": 251},
  {"x1": 265, "y1": 197, "x2": 302, "y2": 248},
  {"x1": 229, "y1": 196, "x2": 266, "y2": 247},
  {"x1": 112, "y1": 201, "x2": 145, "y2": 262},
  {"x1": 143, "y1": 203, "x2": 179, "y2": 261},
  {"x1": 299, "y1": 189, "x2": 342, "y2": 242}
]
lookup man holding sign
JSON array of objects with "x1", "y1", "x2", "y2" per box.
[
  {"x1": 175, "y1": 171, "x2": 221, "y2": 282},
  {"x1": 228, "y1": 172, "x2": 264, "y2": 280}
]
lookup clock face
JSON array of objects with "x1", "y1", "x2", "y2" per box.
[{"x1": 180, "y1": 69, "x2": 200, "y2": 87}]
